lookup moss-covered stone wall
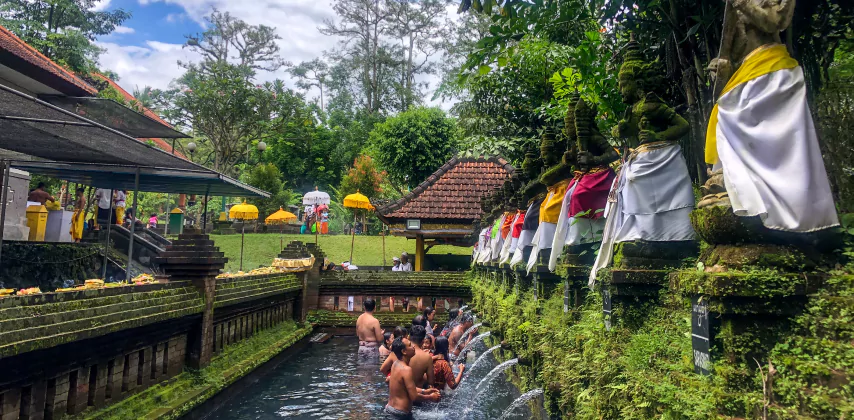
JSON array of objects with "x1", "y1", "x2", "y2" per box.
[
  {"x1": 471, "y1": 268, "x2": 853, "y2": 419},
  {"x1": 0, "y1": 242, "x2": 105, "y2": 291}
]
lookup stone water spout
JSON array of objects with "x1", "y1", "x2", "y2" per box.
[{"x1": 497, "y1": 389, "x2": 544, "y2": 420}]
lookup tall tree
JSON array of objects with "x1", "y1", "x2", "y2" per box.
[
  {"x1": 0, "y1": 0, "x2": 130, "y2": 72},
  {"x1": 368, "y1": 106, "x2": 458, "y2": 189},
  {"x1": 287, "y1": 58, "x2": 329, "y2": 109},
  {"x1": 183, "y1": 9, "x2": 286, "y2": 73},
  {"x1": 387, "y1": 0, "x2": 450, "y2": 109},
  {"x1": 320, "y1": 0, "x2": 399, "y2": 114}
]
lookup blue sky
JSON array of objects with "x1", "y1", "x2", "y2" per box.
[{"x1": 92, "y1": 0, "x2": 453, "y2": 108}]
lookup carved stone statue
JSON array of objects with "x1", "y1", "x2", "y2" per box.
[
  {"x1": 510, "y1": 142, "x2": 548, "y2": 266},
  {"x1": 548, "y1": 97, "x2": 619, "y2": 271},
  {"x1": 589, "y1": 36, "x2": 696, "y2": 286},
  {"x1": 701, "y1": 0, "x2": 838, "y2": 233},
  {"x1": 524, "y1": 127, "x2": 576, "y2": 272}
]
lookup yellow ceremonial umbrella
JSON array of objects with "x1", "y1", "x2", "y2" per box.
[
  {"x1": 229, "y1": 201, "x2": 259, "y2": 271},
  {"x1": 343, "y1": 191, "x2": 375, "y2": 265},
  {"x1": 265, "y1": 207, "x2": 298, "y2": 250}
]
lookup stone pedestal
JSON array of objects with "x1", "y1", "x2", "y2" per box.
[
  {"x1": 679, "y1": 206, "x2": 832, "y2": 377},
  {"x1": 154, "y1": 229, "x2": 227, "y2": 369},
  {"x1": 599, "y1": 240, "x2": 698, "y2": 330}
]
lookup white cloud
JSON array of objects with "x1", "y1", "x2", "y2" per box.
[
  {"x1": 99, "y1": 0, "x2": 455, "y2": 109},
  {"x1": 91, "y1": 0, "x2": 112, "y2": 11},
  {"x1": 96, "y1": 40, "x2": 201, "y2": 91},
  {"x1": 113, "y1": 26, "x2": 136, "y2": 34}
]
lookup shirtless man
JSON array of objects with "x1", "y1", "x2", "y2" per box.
[
  {"x1": 407, "y1": 325, "x2": 435, "y2": 389},
  {"x1": 385, "y1": 338, "x2": 440, "y2": 419},
  {"x1": 448, "y1": 313, "x2": 475, "y2": 359},
  {"x1": 356, "y1": 298, "x2": 383, "y2": 362}
]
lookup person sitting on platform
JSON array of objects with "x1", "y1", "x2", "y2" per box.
[{"x1": 399, "y1": 252, "x2": 413, "y2": 271}]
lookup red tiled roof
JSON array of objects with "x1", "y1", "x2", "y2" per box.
[
  {"x1": 377, "y1": 156, "x2": 514, "y2": 222},
  {"x1": 91, "y1": 73, "x2": 188, "y2": 159},
  {"x1": 0, "y1": 25, "x2": 98, "y2": 95}
]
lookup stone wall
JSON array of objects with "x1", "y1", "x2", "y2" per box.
[
  {"x1": 0, "y1": 242, "x2": 104, "y2": 291},
  {"x1": 0, "y1": 232, "x2": 309, "y2": 420}
]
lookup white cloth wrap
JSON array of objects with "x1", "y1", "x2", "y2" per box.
[
  {"x1": 489, "y1": 215, "x2": 506, "y2": 261},
  {"x1": 589, "y1": 143, "x2": 695, "y2": 286},
  {"x1": 526, "y1": 222, "x2": 556, "y2": 274},
  {"x1": 509, "y1": 200, "x2": 540, "y2": 267},
  {"x1": 548, "y1": 179, "x2": 609, "y2": 272},
  {"x1": 716, "y1": 66, "x2": 838, "y2": 232},
  {"x1": 499, "y1": 214, "x2": 521, "y2": 264}
]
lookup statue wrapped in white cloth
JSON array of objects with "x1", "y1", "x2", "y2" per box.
[
  {"x1": 701, "y1": 0, "x2": 838, "y2": 233},
  {"x1": 589, "y1": 36, "x2": 696, "y2": 286}
]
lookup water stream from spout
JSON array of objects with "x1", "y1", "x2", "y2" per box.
[
  {"x1": 465, "y1": 345, "x2": 501, "y2": 376},
  {"x1": 497, "y1": 389, "x2": 544, "y2": 420},
  {"x1": 476, "y1": 358, "x2": 519, "y2": 391},
  {"x1": 458, "y1": 331, "x2": 491, "y2": 361}
]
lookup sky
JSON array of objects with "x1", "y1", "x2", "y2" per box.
[{"x1": 92, "y1": 0, "x2": 455, "y2": 109}]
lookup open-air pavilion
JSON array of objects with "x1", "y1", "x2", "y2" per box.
[{"x1": 376, "y1": 156, "x2": 513, "y2": 271}]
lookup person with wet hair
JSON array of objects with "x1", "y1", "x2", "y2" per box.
[
  {"x1": 356, "y1": 298, "x2": 383, "y2": 362},
  {"x1": 423, "y1": 307, "x2": 436, "y2": 336},
  {"x1": 407, "y1": 325, "x2": 435, "y2": 389},
  {"x1": 381, "y1": 326, "x2": 410, "y2": 376},
  {"x1": 449, "y1": 313, "x2": 475, "y2": 359},
  {"x1": 432, "y1": 336, "x2": 465, "y2": 391},
  {"x1": 385, "y1": 338, "x2": 440, "y2": 419},
  {"x1": 379, "y1": 331, "x2": 393, "y2": 363},
  {"x1": 440, "y1": 308, "x2": 460, "y2": 338}
]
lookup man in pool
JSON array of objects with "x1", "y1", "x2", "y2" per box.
[
  {"x1": 356, "y1": 298, "x2": 384, "y2": 362},
  {"x1": 449, "y1": 313, "x2": 476, "y2": 359},
  {"x1": 407, "y1": 325, "x2": 435, "y2": 389},
  {"x1": 386, "y1": 338, "x2": 440, "y2": 419},
  {"x1": 439, "y1": 308, "x2": 460, "y2": 337}
]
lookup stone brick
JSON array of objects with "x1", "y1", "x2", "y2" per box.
[
  {"x1": 91, "y1": 362, "x2": 107, "y2": 408},
  {"x1": 67, "y1": 367, "x2": 88, "y2": 415},
  {"x1": 108, "y1": 357, "x2": 124, "y2": 401},
  {"x1": 123, "y1": 352, "x2": 138, "y2": 394},
  {"x1": 45, "y1": 374, "x2": 68, "y2": 420},
  {"x1": 2, "y1": 388, "x2": 21, "y2": 420},
  {"x1": 138, "y1": 348, "x2": 152, "y2": 389}
]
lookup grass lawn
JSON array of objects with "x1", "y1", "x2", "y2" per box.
[{"x1": 211, "y1": 233, "x2": 471, "y2": 272}]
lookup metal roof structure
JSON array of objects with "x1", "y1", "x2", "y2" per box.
[
  {"x1": 39, "y1": 95, "x2": 190, "y2": 139},
  {"x1": 10, "y1": 162, "x2": 268, "y2": 197},
  {"x1": 0, "y1": 83, "x2": 268, "y2": 197}
]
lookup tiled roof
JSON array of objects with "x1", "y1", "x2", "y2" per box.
[
  {"x1": 91, "y1": 73, "x2": 188, "y2": 159},
  {"x1": 0, "y1": 25, "x2": 98, "y2": 95},
  {"x1": 377, "y1": 156, "x2": 514, "y2": 222}
]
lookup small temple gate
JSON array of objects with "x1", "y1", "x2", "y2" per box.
[{"x1": 376, "y1": 156, "x2": 513, "y2": 271}]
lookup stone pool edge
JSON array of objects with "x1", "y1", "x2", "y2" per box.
[{"x1": 74, "y1": 322, "x2": 314, "y2": 420}]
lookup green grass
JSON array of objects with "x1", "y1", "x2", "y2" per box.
[{"x1": 211, "y1": 233, "x2": 471, "y2": 272}]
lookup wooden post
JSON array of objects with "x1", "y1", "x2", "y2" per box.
[
  {"x1": 382, "y1": 223, "x2": 386, "y2": 270},
  {"x1": 415, "y1": 234, "x2": 425, "y2": 272},
  {"x1": 349, "y1": 210, "x2": 357, "y2": 264}
]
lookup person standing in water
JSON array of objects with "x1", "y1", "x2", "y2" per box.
[
  {"x1": 385, "y1": 338, "x2": 440, "y2": 419},
  {"x1": 356, "y1": 298, "x2": 383, "y2": 361},
  {"x1": 449, "y1": 313, "x2": 475, "y2": 359},
  {"x1": 407, "y1": 325, "x2": 435, "y2": 389}
]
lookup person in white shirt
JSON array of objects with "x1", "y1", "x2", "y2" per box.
[
  {"x1": 399, "y1": 252, "x2": 413, "y2": 272},
  {"x1": 391, "y1": 257, "x2": 402, "y2": 271},
  {"x1": 93, "y1": 188, "x2": 114, "y2": 229}
]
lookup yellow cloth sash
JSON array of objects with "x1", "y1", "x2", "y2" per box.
[
  {"x1": 705, "y1": 44, "x2": 799, "y2": 164},
  {"x1": 539, "y1": 178, "x2": 571, "y2": 224},
  {"x1": 70, "y1": 209, "x2": 85, "y2": 240}
]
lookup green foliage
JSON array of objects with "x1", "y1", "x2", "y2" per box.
[
  {"x1": 339, "y1": 155, "x2": 385, "y2": 198},
  {"x1": 368, "y1": 107, "x2": 459, "y2": 189},
  {"x1": 243, "y1": 163, "x2": 297, "y2": 221},
  {"x1": 0, "y1": 0, "x2": 130, "y2": 73}
]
